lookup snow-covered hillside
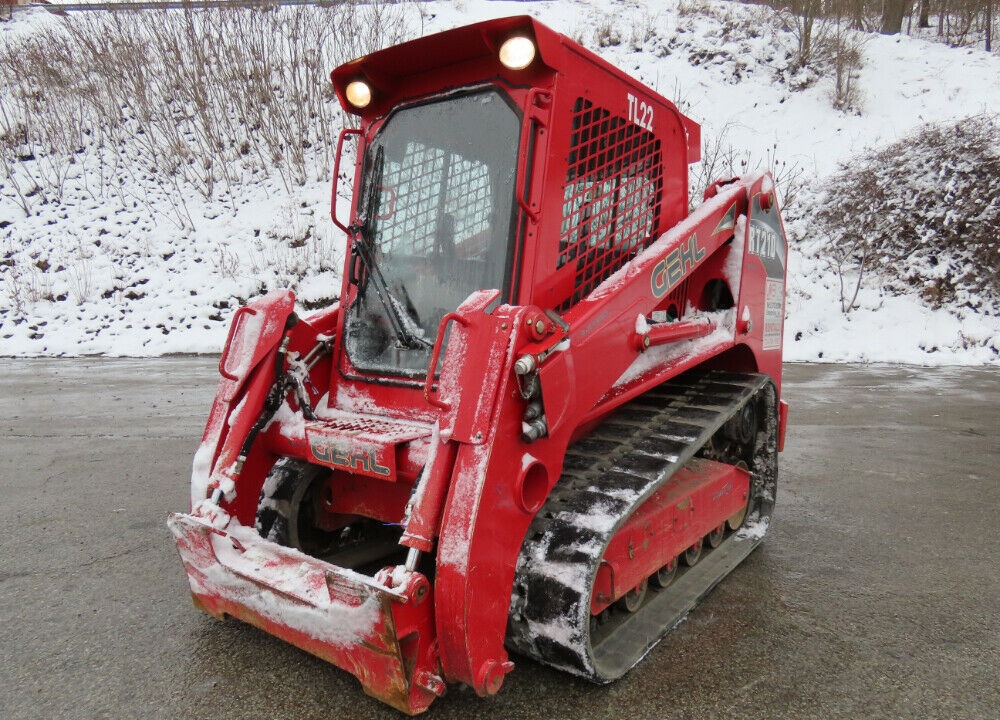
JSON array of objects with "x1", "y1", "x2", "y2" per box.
[{"x1": 2, "y1": 0, "x2": 998, "y2": 362}]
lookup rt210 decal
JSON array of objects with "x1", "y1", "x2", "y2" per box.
[
  {"x1": 748, "y1": 220, "x2": 784, "y2": 269},
  {"x1": 652, "y1": 234, "x2": 705, "y2": 298},
  {"x1": 747, "y1": 194, "x2": 787, "y2": 281},
  {"x1": 626, "y1": 93, "x2": 654, "y2": 132}
]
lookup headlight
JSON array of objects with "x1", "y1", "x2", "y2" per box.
[
  {"x1": 345, "y1": 80, "x2": 372, "y2": 109},
  {"x1": 499, "y1": 36, "x2": 536, "y2": 70}
]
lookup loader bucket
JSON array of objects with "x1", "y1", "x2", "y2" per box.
[{"x1": 167, "y1": 513, "x2": 444, "y2": 714}]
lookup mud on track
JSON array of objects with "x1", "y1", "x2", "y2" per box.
[{"x1": 0, "y1": 360, "x2": 997, "y2": 719}]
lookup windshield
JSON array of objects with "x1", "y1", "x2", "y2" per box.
[{"x1": 344, "y1": 89, "x2": 521, "y2": 376}]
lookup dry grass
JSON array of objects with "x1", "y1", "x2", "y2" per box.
[{"x1": 0, "y1": 3, "x2": 412, "y2": 227}]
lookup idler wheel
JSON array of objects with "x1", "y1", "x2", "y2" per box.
[
  {"x1": 727, "y1": 461, "x2": 752, "y2": 531},
  {"x1": 707, "y1": 524, "x2": 725, "y2": 549},
  {"x1": 725, "y1": 400, "x2": 758, "y2": 446}
]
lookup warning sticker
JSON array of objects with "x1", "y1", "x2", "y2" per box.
[{"x1": 763, "y1": 278, "x2": 784, "y2": 350}]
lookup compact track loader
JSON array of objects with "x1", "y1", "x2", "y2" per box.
[{"x1": 169, "y1": 16, "x2": 789, "y2": 714}]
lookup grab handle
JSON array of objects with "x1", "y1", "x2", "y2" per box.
[
  {"x1": 219, "y1": 306, "x2": 257, "y2": 382},
  {"x1": 423, "y1": 313, "x2": 469, "y2": 410},
  {"x1": 331, "y1": 128, "x2": 362, "y2": 233}
]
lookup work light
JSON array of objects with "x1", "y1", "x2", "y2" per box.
[
  {"x1": 345, "y1": 80, "x2": 372, "y2": 109},
  {"x1": 499, "y1": 36, "x2": 536, "y2": 70}
]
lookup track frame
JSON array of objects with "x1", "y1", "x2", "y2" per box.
[{"x1": 507, "y1": 370, "x2": 778, "y2": 680}]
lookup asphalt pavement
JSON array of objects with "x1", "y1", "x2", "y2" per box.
[{"x1": 0, "y1": 359, "x2": 997, "y2": 719}]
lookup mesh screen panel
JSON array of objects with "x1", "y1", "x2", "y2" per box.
[
  {"x1": 376, "y1": 142, "x2": 493, "y2": 257},
  {"x1": 557, "y1": 98, "x2": 663, "y2": 311}
]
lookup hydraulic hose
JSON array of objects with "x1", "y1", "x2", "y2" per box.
[{"x1": 233, "y1": 312, "x2": 322, "y2": 476}]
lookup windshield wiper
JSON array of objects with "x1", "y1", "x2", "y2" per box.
[{"x1": 349, "y1": 147, "x2": 432, "y2": 350}]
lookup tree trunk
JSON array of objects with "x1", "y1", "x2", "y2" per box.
[
  {"x1": 987, "y1": 1, "x2": 993, "y2": 52},
  {"x1": 881, "y1": 0, "x2": 910, "y2": 34},
  {"x1": 919, "y1": 0, "x2": 930, "y2": 28},
  {"x1": 801, "y1": 14, "x2": 813, "y2": 64},
  {"x1": 852, "y1": 0, "x2": 865, "y2": 29}
]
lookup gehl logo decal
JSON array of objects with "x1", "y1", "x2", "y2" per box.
[
  {"x1": 652, "y1": 234, "x2": 705, "y2": 298},
  {"x1": 310, "y1": 441, "x2": 391, "y2": 477}
]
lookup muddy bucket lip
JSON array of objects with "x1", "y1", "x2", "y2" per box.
[{"x1": 167, "y1": 513, "x2": 440, "y2": 714}]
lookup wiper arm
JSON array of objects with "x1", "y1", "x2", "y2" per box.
[
  {"x1": 352, "y1": 237, "x2": 431, "y2": 349},
  {"x1": 350, "y1": 147, "x2": 432, "y2": 350}
]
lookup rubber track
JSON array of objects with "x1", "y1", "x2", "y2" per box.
[{"x1": 506, "y1": 370, "x2": 778, "y2": 681}]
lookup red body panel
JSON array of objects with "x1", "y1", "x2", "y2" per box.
[
  {"x1": 171, "y1": 16, "x2": 788, "y2": 714},
  {"x1": 591, "y1": 459, "x2": 751, "y2": 613}
]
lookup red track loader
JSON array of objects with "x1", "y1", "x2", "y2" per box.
[{"x1": 169, "y1": 16, "x2": 789, "y2": 714}]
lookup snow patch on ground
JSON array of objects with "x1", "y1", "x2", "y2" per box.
[{"x1": 736, "y1": 517, "x2": 769, "y2": 542}]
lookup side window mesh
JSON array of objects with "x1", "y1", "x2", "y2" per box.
[{"x1": 556, "y1": 98, "x2": 663, "y2": 311}]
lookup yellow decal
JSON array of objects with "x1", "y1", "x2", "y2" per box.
[{"x1": 712, "y1": 202, "x2": 737, "y2": 235}]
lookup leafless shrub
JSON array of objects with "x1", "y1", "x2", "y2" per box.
[
  {"x1": 214, "y1": 246, "x2": 241, "y2": 280},
  {"x1": 67, "y1": 239, "x2": 96, "y2": 305},
  {"x1": 816, "y1": 114, "x2": 1000, "y2": 314},
  {"x1": 774, "y1": 1, "x2": 831, "y2": 68},
  {"x1": 826, "y1": 19, "x2": 866, "y2": 112},
  {"x1": 678, "y1": 0, "x2": 716, "y2": 18},
  {"x1": 3, "y1": 257, "x2": 54, "y2": 318},
  {"x1": 688, "y1": 122, "x2": 744, "y2": 206},
  {"x1": 831, "y1": 219, "x2": 872, "y2": 314},
  {"x1": 759, "y1": 143, "x2": 807, "y2": 211},
  {"x1": 630, "y1": 11, "x2": 659, "y2": 49},
  {"x1": 689, "y1": 123, "x2": 806, "y2": 213},
  {"x1": 669, "y1": 78, "x2": 695, "y2": 117},
  {"x1": 567, "y1": 25, "x2": 588, "y2": 46},
  {"x1": 0, "y1": 105, "x2": 37, "y2": 217},
  {"x1": 595, "y1": 15, "x2": 622, "y2": 47},
  {"x1": 3, "y1": 265, "x2": 29, "y2": 318},
  {"x1": 766, "y1": 3, "x2": 869, "y2": 109}
]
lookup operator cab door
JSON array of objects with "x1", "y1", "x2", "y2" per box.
[{"x1": 338, "y1": 88, "x2": 523, "y2": 385}]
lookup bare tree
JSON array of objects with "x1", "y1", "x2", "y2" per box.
[
  {"x1": 919, "y1": 0, "x2": 932, "y2": 27},
  {"x1": 778, "y1": 0, "x2": 827, "y2": 66},
  {"x1": 987, "y1": 0, "x2": 994, "y2": 50}
]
